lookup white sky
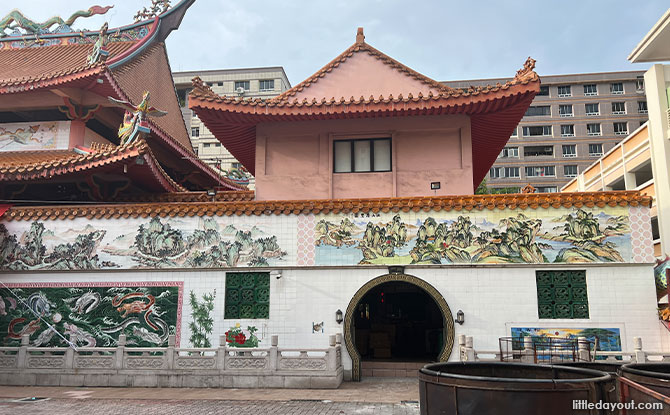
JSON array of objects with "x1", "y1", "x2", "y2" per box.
[{"x1": 3, "y1": 1, "x2": 668, "y2": 85}]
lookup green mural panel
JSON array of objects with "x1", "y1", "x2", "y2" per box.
[
  {"x1": 536, "y1": 270, "x2": 589, "y2": 319},
  {"x1": 0, "y1": 284, "x2": 181, "y2": 347},
  {"x1": 224, "y1": 272, "x2": 270, "y2": 319}
]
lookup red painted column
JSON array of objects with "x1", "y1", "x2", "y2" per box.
[{"x1": 68, "y1": 120, "x2": 86, "y2": 148}]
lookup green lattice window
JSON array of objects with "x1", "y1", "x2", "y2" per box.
[
  {"x1": 224, "y1": 272, "x2": 270, "y2": 319},
  {"x1": 536, "y1": 270, "x2": 589, "y2": 319}
]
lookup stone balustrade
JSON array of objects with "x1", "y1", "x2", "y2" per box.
[
  {"x1": 458, "y1": 334, "x2": 670, "y2": 364},
  {"x1": 0, "y1": 333, "x2": 343, "y2": 388}
]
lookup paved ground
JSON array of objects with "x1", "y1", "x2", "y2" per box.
[{"x1": 0, "y1": 378, "x2": 420, "y2": 414}]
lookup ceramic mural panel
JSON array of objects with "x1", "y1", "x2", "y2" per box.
[
  {"x1": 314, "y1": 206, "x2": 633, "y2": 265},
  {"x1": 0, "y1": 282, "x2": 182, "y2": 347},
  {"x1": 510, "y1": 327, "x2": 622, "y2": 354},
  {"x1": 0, "y1": 121, "x2": 70, "y2": 151},
  {"x1": 0, "y1": 215, "x2": 295, "y2": 270}
]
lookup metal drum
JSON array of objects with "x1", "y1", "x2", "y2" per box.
[
  {"x1": 419, "y1": 361, "x2": 612, "y2": 415},
  {"x1": 620, "y1": 363, "x2": 670, "y2": 413}
]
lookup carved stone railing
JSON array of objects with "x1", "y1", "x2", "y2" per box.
[
  {"x1": 458, "y1": 334, "x2": 668, "y2": 365},
  {"x1": 0, "y1": 333, "x2": 343, "y2": 389}
]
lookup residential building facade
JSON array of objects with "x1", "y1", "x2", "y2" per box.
[
  {"x1": 444, "y1": 72, "x2": 649, "y2": 193},
  {"x1": 173, "y1": 67, "x2": 291, "y2": 186}
]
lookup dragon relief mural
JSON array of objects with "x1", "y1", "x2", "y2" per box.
[
  {"x1": 0, "y1": 216, "x2": 287, "y2": 270},
  {"x1": 0, "y1": 284, "x2": 179, "y2": 347},
  {"x1": 315, "y1": 206, "x2": 633, "y2": 265}
]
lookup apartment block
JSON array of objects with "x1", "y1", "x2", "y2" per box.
[
  {"x1": 444, "y1": 71, "x2": 649, "y2": 193},
  {"x1": 173, "y1": 67, "x2": 291, "y2": 186}
]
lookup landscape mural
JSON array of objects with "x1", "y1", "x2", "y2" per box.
[
  {"x1": 510, "y1": 327, "x2": 623, "y2": 354},
  {"x1": 314, "y1": 206, "x2": 633, "y2": 265},
  {"x1": 0, "y1": 283, "x2": 181, "y2": 347},
  {"x1": 0, "y1": 215, "x2": 291, "y2": 270},
  {"x1": 0, "y1": 205, "x2": 640, "y2": 270}
]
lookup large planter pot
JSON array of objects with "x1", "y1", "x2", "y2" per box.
[
  {"x1": 419, "y1": 362, "x2": 612, "y2": 415},
  {"x1": 620, "y1": 363, "x2": 670, "y2": 410}
]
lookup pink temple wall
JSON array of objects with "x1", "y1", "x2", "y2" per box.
[{"x1": 254, "y1": 115, "x2": 473, "y2": 200}]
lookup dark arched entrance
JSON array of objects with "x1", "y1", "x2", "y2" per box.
[{"x1": 344, "y1": 274, "x2": 454, "y2": 381}]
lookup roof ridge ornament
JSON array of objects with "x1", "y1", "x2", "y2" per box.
[
  {"x1": 356, "y1": 27, "x2": 365, "y2": 44},
  {"x1": 0, "y1": 5, "x2": 113, "y2": 38},
  {"x1": 134, "y1": 0, "x2": 172, "y2": 22},
  {"x1": 87, "y1": 22, "x2": 110, "y2": 65},
  {"x1": 108, "y1": 91, "x2": 168, "y2": 146},
  {"x1": 513, "y1": 57, "x2": 538, "y2": 83}
]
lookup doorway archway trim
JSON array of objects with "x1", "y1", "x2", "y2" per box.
[{"x1": 344, "y1": 273, "x2": 455, "y2": 381}]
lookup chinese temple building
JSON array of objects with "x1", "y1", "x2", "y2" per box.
[{"x1": 0, "y1": 1, "x2": 667, "y2": 384}]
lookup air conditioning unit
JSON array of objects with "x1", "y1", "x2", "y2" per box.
[{"x1": 236, "y1": 87, "x2": 245, "y2": 96}]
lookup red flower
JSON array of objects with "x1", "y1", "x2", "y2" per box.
[{"x1": 235, "y1": 333, "x2": 246, "y2": 345}]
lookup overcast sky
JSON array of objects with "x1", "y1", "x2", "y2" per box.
[{"x1": 5, "y1": 1, "x2": 669, "y2": 85}]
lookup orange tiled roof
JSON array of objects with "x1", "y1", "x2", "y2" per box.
[
  {"x1": 0, "y1": 139, "x2": 185, "y2": 192},
  {"x1": 2, "y1": 191, "x2": 650, "y2": 222},
  {"x1": 117, "y1": 190, "x2": 255, "y2": 203}
]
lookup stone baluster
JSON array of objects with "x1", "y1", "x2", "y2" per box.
[
  {"x1": 458, "y1": 335, "x2": 466, "y2": 361},
  {"x1": 327, "y1": 335, "x2": 337, "y2": 370},
  {"x1": 577, "y1": 337, "x2": 590, "y2": 362},
  {"x1": 521, "y1": 336, "x2": 535, "y2": 364},
  {"x1": 166, "y1": 335, "x2": 176, "y2": 369},
  {"x1": 65, "y1": 345, "x2": 75, "y2": 369},
  {"x1": 218, "y1": 335, "x2": 227, "y2": 370},
  {"x1": 115, "y1": 334, "x2": 126, "y2": 369},
  {"x1": 464, "y1": 336, "x2": 475, "y2": 361},
  {"x1": 17, "y1": 334, "x2": 29, "y2": 369},
  {"x1": 269, "y1": 335, "x2": 279, "y2": 372},
  {"x1": 634, "y1": 337, "x2": 646, "y2": 363}
]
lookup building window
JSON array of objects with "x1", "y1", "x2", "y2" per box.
[
  {"x1": 536, "y1": 270, "x2": 589, "y2": 319},
  {"x1": 583, "y1": 84, "x2": 598, "y2": 96},
  {"x1": 259, "y1": 79, "x2": 275, "y2": 91},
  {"x1": 191, "y1": 127, "x2": 200, "y2": 137},
  {"x1": 203, "y1": 143, "x2": 211, "y2": 148},
  {"x1": 562, "y1": 144, "x2": 577, "y2": 158},
  {"x1": 538, "y1": 85, "x2": 549, "y2": 96},
  {"x1": 558, "y1": 104, "x2": 573, "y2": 117},
  {"x1": 610, "y1": 82, "x2": 624, "y2": 95},
  {"x1": 638, "y1": 101, "x2": 648, "y2": 114},
  {"x1": 510, "y1": 127, "x2": 518, "y2": 137},
  {"x1": 561, "y1": 125, "x2": 575, "y2": 137},
  {"x1": 585, "y1": 103, "x2": 600, "y2": 116},
  {"x1": 523, "y1": 126, "x2": 552, "y2": 137},
  {"x1": 611, "y1": 102, "x2": 626, "y2": 115},
  {"x1": 524, "y1": 145, "x2": 554, "y2": 157},
  {"x1": 564, "y1": 165, "x2": 578, "y2": 177},
  {"x1": 525, "y1": 106, "x2": 551, "y2": 116},
  {"x1": 525, "y1": 166, "x2": 556, "y2": 177},
  {"x1": 490, "y1": 167, "x2": 519, "y2": 179},
  {"x1": 499, "y1": 147, "x2": 519, "y2": 158},
  {"x1": 557, "y1": 85, "x2": 571, "y2": 97},
  {"x1": 636, "y1": 76, "x2": 645, "y2": 92},
  {"x1": 613, "y1": 122, "x2": 628, "y2": 136},
  {"x1": 536, "y1": 186, "x2": 558, "y2": 193},
  {"x1": 215, "y1": 143, "x2": 222, "y2": 147},
  {"x1": 586, "y1": 123, "x2": 601, "y2": 136},
  {"x1": 588, "y1": 143, "x2": 603, "y2": 156},
  {"x1": 232, "y1": 162, "x2": 241, "y2": 170},
  {"x1": 333, "y1": 138, "x2": 391, "y2": 173},
  {"x1": 234, "y1": 80, "x2": 250, "y2": 91},
  {"x1": 224, "y1": 272, "x2": 270, "y2": 319}
]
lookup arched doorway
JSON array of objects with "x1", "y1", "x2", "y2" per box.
[{"x1": 344, "y1": 273, "x2": 454, "y2": 381}]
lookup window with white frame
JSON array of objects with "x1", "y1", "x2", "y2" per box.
[
  {"x1": 583, "y1": 84, "x2": 598, "y2": 96},
  {"x1": 557, "y1": 85, "x2": 571, "y2": 97},
  {"x1": 636, "y1": 76, "x2": 645, "y2": 92},
  {"x1": 586, "y1": 123, "x2": 601, "y2": 136},
  {"x1": 559, "y1": 104, "x2": 573, "y2": 117},
  {"x1": 536, "y1": 186, "x2": 558, "y2": 193},
  {"x1": 538, "y1": 86, "x2": 549, "y2": 96},
  {"x1": 638, "y1": 101, "x2": 648, "y2": 114},
  {"x1": 499, "y1": 147, "x2": 519, "y2": 158},
  {"x1": 490, "y1": 167, "x2": 502, "y2": 179},
  {"x1": 561, "y1": 125, "x2": 575, "y2": 137},
  {"x1": 259, "y1": 79, "x2": 275, "y2": 91},
  {"x1": 611, "y1": 102, "x2": 626, "y2": 114},
  {"x1": 562, "y1": 144, "x2": 577, "y2": 158},
  {"x1": 524, "y1": 146, "x2": 554, "y2": 157},
  {"x1": 333, "y1": 138, "x2": 391, "y2": 173},
  {"x1": 510, "y1": 127, "x2": 518, "y2": 137},
  {"x1": 525, "y1": 166, "x2": 556, "y2": 177},
  {"x1": 505, "y1": 167, "x2": 520, "y2": 178},
  {"x1": 564, "y1": 165, "x2": 578, "y2": 177},
  {"x1": 234, "y1": 80, "x2": 250, "y2": 91},
  {"x1": 523, "y1": 126, "x2": 552, "y2": 137},
  {"x1": 490, "y1": 167, "x2": 520, "y2": 179},
  {"x1": 613, "y1": 122, "x2": 628, "y2": 136},
  {"x1": 610, "y1": 82, "x2": 624, "y2": 95},
  {"x1": 585, "y1": 103, "x2": 600, "y2": 116},
  {"x1": 191, "y1": 127, "x2": 200, "y2": 137},
  {"x1": 588, "y1": 143, "x2": 603, "y2": 156},
  {"x1": 525, "y1": 106, "x2": 551, "y2": 116}
]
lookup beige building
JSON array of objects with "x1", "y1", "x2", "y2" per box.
[
  {"x1": 444, "y1": 72, "x2": 649, "y2": 193},
  {"x1": 173, "y1": 67, "x2": 291, "y2": 184}
]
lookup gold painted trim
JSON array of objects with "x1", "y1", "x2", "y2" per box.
[{"x1": 343, "y1": 273, "x2": 455, "y2": 381}]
